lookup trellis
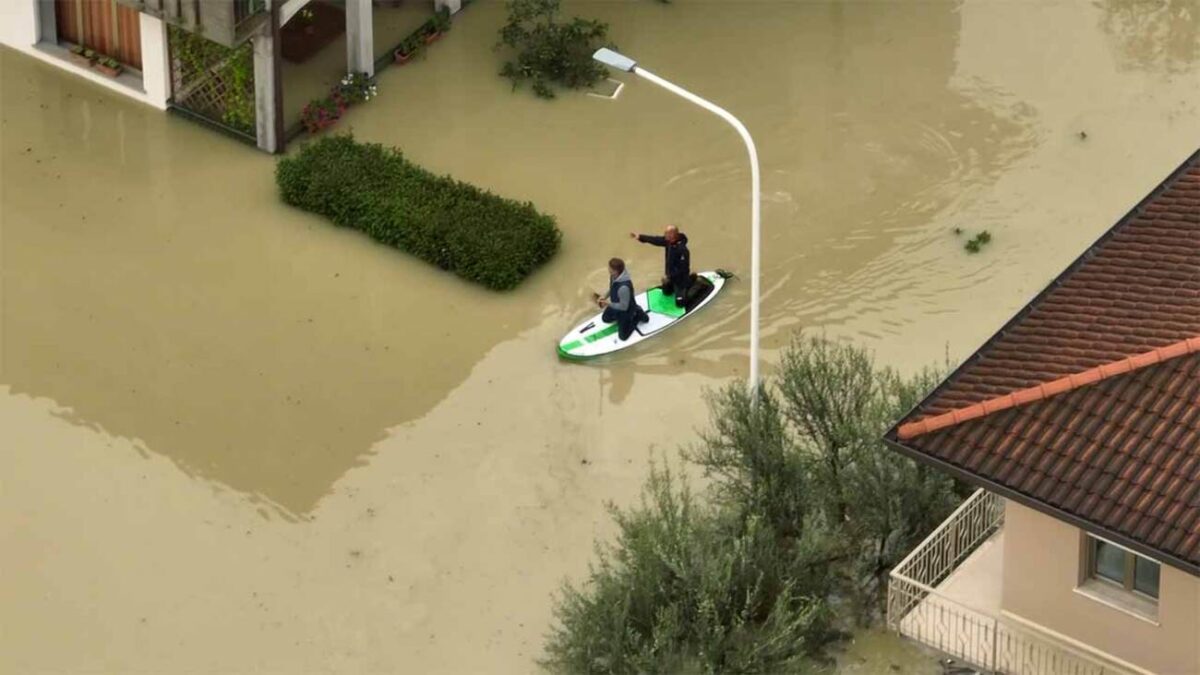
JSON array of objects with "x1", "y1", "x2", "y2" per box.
[{"x1": 168, "y1": 25, "x2": 256, "y2": 139}]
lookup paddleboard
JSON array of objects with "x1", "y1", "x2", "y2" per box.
[{"x1": 557, "y1": 270, "x2": 728, "y2": 360}]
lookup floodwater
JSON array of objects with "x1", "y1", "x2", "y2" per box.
[{"x1": 2, "y1": 0, "x2": 1198, "y2": 672}]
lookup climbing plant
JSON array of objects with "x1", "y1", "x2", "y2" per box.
[{"x1": 168, "y1": 26, "x2": 256, "y2": 135}]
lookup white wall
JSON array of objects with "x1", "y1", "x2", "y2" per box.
[
  {"x1": 0, "y1": 0, "x2": 40, "y2": 47},
  {"x1": 1, "y1": 0, "x2": 171, "y2": 110}
]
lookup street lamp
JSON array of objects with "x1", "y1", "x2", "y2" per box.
[{"x1": 593, "y1": 47, "x2": 762, "y2": 396}]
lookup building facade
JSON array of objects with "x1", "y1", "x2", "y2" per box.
[
  {"x1": 1, "y1": 0, "x2": 172, "y2": 109},
  {"x1": 1, "y1": 0, "x2": 460, "y2": 152},
  {"x1": 886, "y1": 149, "x2": 1200, "y2": 675}
]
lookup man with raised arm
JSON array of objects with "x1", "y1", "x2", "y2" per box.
[{"x1": 631, "y1": 224, "x2": 691, "y2": 308}]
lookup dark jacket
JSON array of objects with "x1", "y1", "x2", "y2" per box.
[
  {"x1": 637, "y1": 232, "x2": 690, "y2": 284},
  {"x1": 606, "y1": 269, "x2": 635, "y2": 313},
  {"x1": 603, "y1": 269, "x2": 644, "y2": 340}
]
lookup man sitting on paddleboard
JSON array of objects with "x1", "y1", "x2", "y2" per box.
[
  {"x1": 630, "y1": 225, "x2": 691, "y2": 308},
  {"x1": 596, "y1": 258, "x2": 649, "y2": 341}
]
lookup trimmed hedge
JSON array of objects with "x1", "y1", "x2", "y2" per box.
[{"x1": 276, "y1": 135, "x2": 560, "y2": 290}]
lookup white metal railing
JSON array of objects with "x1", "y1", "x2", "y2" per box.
[
  {"x1": 891, "y1": 582, "x2": 1120, "y2": 674},
  {"x1": 887, "y1": 489, "x2": 1126, "y2": 675},
  {"x1": 888, "y1": 487, "x2": 1006, "y2": 624}
]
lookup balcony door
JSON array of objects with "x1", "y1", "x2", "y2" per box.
[{"x1": 55, "y1": 0, "x2": 143, "y2": 70}]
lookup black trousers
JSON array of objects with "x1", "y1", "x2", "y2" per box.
[
  {"x1": 602, "y1": 305, "x2": 646, "y2": 341},
  {"x1": 661, "y1": 275, "x2": 691, "y2": 307}
]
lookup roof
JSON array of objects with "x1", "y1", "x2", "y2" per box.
[
  {"x1": 897, "y1": 336, "x2": 1200, "y2": 440},
  {"x1": 886, "y1": 149, "x2": 1200, "y2": 575}
]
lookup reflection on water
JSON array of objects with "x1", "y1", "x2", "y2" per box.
[
  {"x1": 1098, "y1": 0, "x2": 1200, "y2": 73},
  {"x1": 0, "y1": 51, "x2": 536, "y2": 515}
]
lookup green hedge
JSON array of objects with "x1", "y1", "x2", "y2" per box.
[{"x1": 276, "y1": 136, "x2": 560, "y2": 290}]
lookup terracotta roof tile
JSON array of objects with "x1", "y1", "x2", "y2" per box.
[
  {"x1": 887, "y1": 150, "x2": 1200, "y2": 575},
  {"x1": 897, "y1": 337, "x2": 1200, "y2": 440}
]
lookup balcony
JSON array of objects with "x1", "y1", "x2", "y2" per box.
[
  {"x1": 118, "y1": 0, "x2": 269, "y2": 47},
  {"x1": 887, "y1": 489, "x2": 1127, "y2": 675}
]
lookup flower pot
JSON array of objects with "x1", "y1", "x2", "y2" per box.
[
  {"x1": 68, "y1": 52, "x2": 94, "y2": 68},
  {"x1": 422, "y1": 31, "x2": 442, "y2": 45},
  {"x1": 93, "y1": 61, "x2": 123, "y2": 78},
  {"x1": 394, "y1": 48, "x2": 414, "y2": 64}
]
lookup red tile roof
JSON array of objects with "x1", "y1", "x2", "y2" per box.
[
  {"x1": 887, "y1": 149, "x2": 1200, "y2": 575},
  {"x1": 897, "y1": 336, "x2": 1200, "y2": 440}
]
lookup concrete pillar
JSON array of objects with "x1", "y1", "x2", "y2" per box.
[
  {"x1": 139, "y1": 13, "x2": 171, "y2": 109},
  {"x1": 38, "y1": 0, "x2": 58, "y2": 44},
  {"x1": 253, "y1": 26, "x2": 278, "y2": 152},
  {"x1": 435, "y1": 0, "x2": 462, "y2": 15},
  {"x1": 1, "y1": 0, "x2": 39, "y2": 46},
  {"x1": 345, "y1": 0, "x2": 373, "y2": 76}
]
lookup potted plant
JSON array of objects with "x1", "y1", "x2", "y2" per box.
[
  {"x1": 337, "y1": 72, "x2": 377, "y2": 104},
  {"x1": 394, "y1": 36, "x2": 420, "y2": 64},
  {"x1": 68, "y1": 45, "x2": 96, "y2": 68},
  {"x1": 93, "y1": 55, "x2": 123, "y2": 77},
  {"x1": 422, "y1": 7, "x2": 451, "y2": 44},
  {"x1": 300, "y1": 96, "x2": 342, "y2": 134}
]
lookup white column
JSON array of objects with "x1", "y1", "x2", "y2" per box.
[
  {"x1": 435, "y1": 0, "x2": 462, "y2": 15},
  {"x1": 253, "y1": 26, "x2": 278, "y2": 153},
  {"x1": 345, "y1": 0, "x2": 373, "y2": 76},
  {"x1": 138, "y1": 13, "x2": 171, "y2": 109},
  {"x1": 0, "y1": 0, "x2": 39, "y2": 47}
]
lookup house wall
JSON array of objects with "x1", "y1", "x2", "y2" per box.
[
  {"x1": 1, "y1": 0, "x2": 170, "y2": 109},
  {"x1": 1001, "y1": 500, "x2": 1200, "y2": 675}
]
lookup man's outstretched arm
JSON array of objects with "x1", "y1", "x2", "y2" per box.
[{"x1": 630, "y1": 232, "x2": 668, "y2": 246}]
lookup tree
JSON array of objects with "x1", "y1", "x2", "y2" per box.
[
  {"x1": 497, "y1": 0, "x2": 611, "y2": 99},
  {"x1": 543, "y1": 334, "x2": 962, "y2": 672}
]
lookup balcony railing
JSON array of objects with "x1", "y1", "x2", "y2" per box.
[
  {"x1": 887, "y1": 489, "x2": 1127, "y2": 675},
  {"x1": 888, "y1": 487, "x2": 1006, "y2": 623}
]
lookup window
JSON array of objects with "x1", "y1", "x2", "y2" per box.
[
  {"x1": 54, "y1": 0, "x2": 143, "y2": 69},
  {"x1": 1086, "y1": 536, "x2": 1160, "y2": 600}
]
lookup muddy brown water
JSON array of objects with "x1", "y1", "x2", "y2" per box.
[{"x1": 3, "y1": 0, "x2": 1198, "y2": 672}]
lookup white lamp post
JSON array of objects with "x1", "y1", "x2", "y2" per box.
[{"x1": 593, "y1": 48, "x2": 762, "y2": 396}]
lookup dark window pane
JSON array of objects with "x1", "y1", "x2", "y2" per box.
[
  {"x1": 1134, "y1": 557, "x2": 1160, "y2": 598},
  {"x1": 1094, "y1": 540, "x2": 1126, "y2": 583}
]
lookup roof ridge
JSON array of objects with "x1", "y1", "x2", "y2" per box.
[{"x1": 897, "y1": 335, "x2": 1200, "y2": 440}]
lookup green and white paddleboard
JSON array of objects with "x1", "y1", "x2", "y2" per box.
[{"x1": 557, "y1": 270, "x2": 727, "y2": 360}]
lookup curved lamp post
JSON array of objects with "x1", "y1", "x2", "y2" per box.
[{"x1": 592, "y1": 48, "x2": 762, "y2": 396}]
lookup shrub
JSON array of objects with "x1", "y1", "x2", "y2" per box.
[
  {"x1": 497, "y1": 0, "x2": 611, "y2": 99},
  {"x1": 544, "y1": 463, "x2": 835, "y2": 674},
  {"x1": 276, "y1": 136, "x2": 560, "y2": 290},
  {"x1": 543, "y1": 335, "x2": 961, "y2": 672}
]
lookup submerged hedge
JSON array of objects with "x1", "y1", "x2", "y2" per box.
[{"x1": 276, "y1": 136, "x2": 560, "y2": 290}]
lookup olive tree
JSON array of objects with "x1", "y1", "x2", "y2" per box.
[{"x1": 543, "y1": 334, "x2": 961, "y2": 673}]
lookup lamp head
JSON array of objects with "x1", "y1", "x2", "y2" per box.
[{"x1": 593, "y1": 48, "x2": 637, "y2": 73}]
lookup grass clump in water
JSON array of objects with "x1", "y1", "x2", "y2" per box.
[
  {"x1": 543, "y1": 334, "x2": 962, "y2": 673},
  {"x1": 276, "y1": 135, "x2": 560, "y2": 290}
]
